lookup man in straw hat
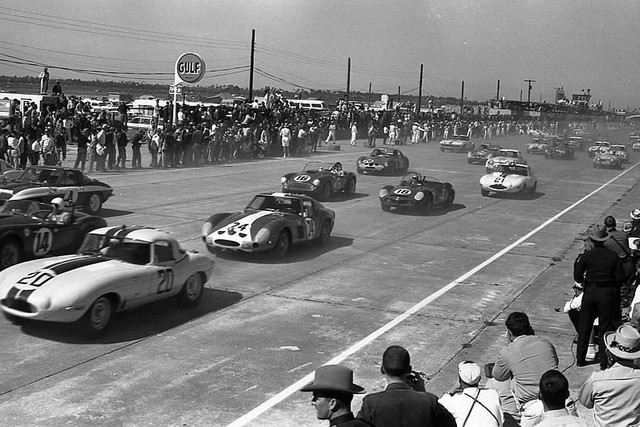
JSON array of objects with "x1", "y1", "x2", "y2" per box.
[
  {"x1": 300, "y1": 364, "x2": 369, "y2": 426},
  {"x1": 574, "y1": 224, "x2": 625, "y2": 369},
  {"x1": 578, "y1": 324, "x2": 640, "y2": 426}
]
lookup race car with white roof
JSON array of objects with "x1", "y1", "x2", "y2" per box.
[
  {"x1": 0, "y1": 225, "x2": 214, "y2": 338},
  {"x1": 0, "y1": 165, "x2": 113, "y2": 214},
  {"x1": 609, "y1": 144, "x2": 630, "y2": 163},
  {"x1": 588, "y1": 141, "x2": 611, "y2": 158},
  {"x1": 592, "y1": 149, "x2": 622, "y2": 169},
  {"x1": 439, "y1": 134, "x2": 474, "y2": 152},
  {"x1": 356, "y1": 148, "x2": 409, "y2": 175},
  {"x1": 526, "y1": 139, "x2": 548, "y2": 155},
  {"x1": 281, "y1": 161, "x2": 356, "y2": 201},
  {"x1": 202, "y1": 193, "x2": 335, "y2": 257},
  {"x1": 485, "y1": 149, "x2": 527, "y2": 172},
  {"x1": 467, "y1": 144, "x2": 502, "y2": 165},
  {"x1": 480, "y1": 163, "x2": 538, "y2": 197}
]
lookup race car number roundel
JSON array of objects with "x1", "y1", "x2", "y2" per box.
[
  {"x1": 33, "y1": 227, "x2": 53, "y2": 256},
  {"x1": 394, "y1": 188, "x2": 412, "y2": 196},
  {"x1": 293, "y1": 175, "x2": 311, "y2": 182}
]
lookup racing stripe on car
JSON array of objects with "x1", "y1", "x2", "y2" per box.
[
  {"x1": 47, "y1": 256, "x2": 110, "y2": 275},
  {"x1": 15, "y1": 289, "x2": 35, "y2": 302},
  {"x1": 115, "y1": 225, "x2": 152, "y2": 238},
  {"x1": 6, "y1": 286, "x2": 19, "y2": 300}
]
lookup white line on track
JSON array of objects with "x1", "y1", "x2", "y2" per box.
[{"x1": 228, "y1": 163, "x2": 639, "y2": 427}]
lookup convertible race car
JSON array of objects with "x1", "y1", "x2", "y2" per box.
[
  {"x1": 480, "y1": 163, "x2": 538, "y2": 197},
  {"x1": 281, "y1": 161, "x2": 356, "y2": 201},
  {"x1": 0, "y1": 165, "x2": 113, "y2": 214},
  {"x1": 485, "y1": 149, "x2": 527, "y2": 172},
  {"x1": 588, "y1": 141, "x2": 611, "y2": 158},
  {"x1": 467, "y1": 144, "x2": 502, "y2": 165},
  {"x1": 526, "y1": 139, "x2": 548, "y2": 155},
  {"x1": 593, "y1": 150, "x2": 622, "y2": 169},
  {"x1": 544, "y1": 142, "x2": 574, "y2": 159},
  {"x1": 0, "y1": 199, "x2": 107, "y2": 270},
  {"x1": 202, "y1": 193, "x2": 335, "y2": 257},
  {"x1": 610, "y1": 144, "x2": 630, "y2": 163},
  {"x1": 0, "y1": 225, "x2": 214, "y2": 337},
  {"x1": 379, "y1": 173, "x2": 455, "y2": 212},
  {"x1": 439, "y1": 134, "x2": 474, "y2": 152},
  {"x1": 356, "y1": 148, "x2": 409, "y2": 175}
]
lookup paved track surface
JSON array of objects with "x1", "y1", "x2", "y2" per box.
[{"x1": 0, "y1": 129, "x2": 638, "y2": 426}]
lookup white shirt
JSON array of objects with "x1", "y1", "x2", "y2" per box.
[{"x1": 439, "y1": 387, "x2": 503, "y2": 427}]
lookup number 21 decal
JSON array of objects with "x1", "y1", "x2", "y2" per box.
[{"x1": 156, "y1": 269, "x2": 174, "y2": 294}]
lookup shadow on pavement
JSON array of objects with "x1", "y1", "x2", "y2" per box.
[{"x1": 98, "y1": 208, "x2": 134, "y2": 218}]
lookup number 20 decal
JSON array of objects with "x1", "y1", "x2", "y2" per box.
[
  {"x1": 156, "y1": 269, "x2": 174, "y2": 294},
  {"x1": 17, "y1": 271, "x2": 55, "y2": 287}
]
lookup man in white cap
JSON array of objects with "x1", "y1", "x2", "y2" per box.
[
  {"x1": 439, "y1": 361, "x2": 503, "y2": 426},
  {"x1": 578, "y1": 325, "x2": 640, "y2": 426},
  {"x1": 300, "y1": 364, "x2": 369, "y2": 426}
]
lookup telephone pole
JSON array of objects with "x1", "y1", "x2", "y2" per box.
[
  {"x1": 248, "y1": 29, "x2": 255, "y2": 102},
  {"x1": 524, "y1": 79, "x2": 536, "y2": 104}
]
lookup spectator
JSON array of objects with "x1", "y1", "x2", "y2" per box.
[
  {"x1": 349, "y1": 121, "x2": 358, "y2": 146},
  {"x1": 149, "y1": 129, "x2": 161, "y2": 168},
  {"x1": 325, "y1": 120, "x2": 336, "y2": 144},
  {"x1": 536, "y1": 370, "x2": 583, "y2": 426},
  {"x1": 489, "y1": 312, "x2": 558, "y2": 426},
  {"x1": 130, "y1": 129, "x2": 144, "y2": 169},
  {"x1": 279, "y1": 122, "x2": 291, "y2": 158},
  {"x1": 574, "y1": 225, "x2": 625, "y2": 369},
  {"x1": 74, "y1": 128, "x2": 89, "y2": 171},
  {"x1": 578, "y1": 325, "x2": 640, "y2": 426},
  {"x1": 356, "y1": 345, "x2": 456, "y2": 427},
  {"x1": 300, "y1": 365, "x2": 368, "y2": 427},
  {"x1": 52, "y1": 81, "x2": 62, "y2": 96},
  {"x1": 39, "y1": 67, "x2": 49, "y2": 94},
  {"x1": 439, "y1": 361, "x2": 503, "y2": 426},
  {"x1": 115, "y1": 127, "x2": 128, "y2": 169}
]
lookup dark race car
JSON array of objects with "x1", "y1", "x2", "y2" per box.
[
  {"x1": 544, "y1": 142, "x2": 575, "y2": 159},
  {"x1": 281, "y1": 161, "x2": 356, "y2": 201},
  {"x1": 468, "y1": 144, "x2": 502, "y2": 165},
  {"x1": 0, "y1": 165, "x2": 113, "y2": 214},
  {"x1": 0, "y1": 199, "x2": 107, "y2": 269},
  {"x1": 356, "y1": 148, "x2": 409, "y2": 175},
  {"x1": 526, "y1": 139, "x2": 548, "y2": 155},
  {"x1": 379, "y1": 172, "x2": 455, "y2": 213},
  {"x1": 202, "y1": 193, "x2": 335, "y2": 257}
]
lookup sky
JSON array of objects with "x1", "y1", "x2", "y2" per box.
[{"x1": 0, "y1": 0, "x2": 639, "y2": 109}]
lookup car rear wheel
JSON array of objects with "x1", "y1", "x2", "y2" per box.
[
  {"x1": 84, "y1": 193, "x2": 103, "y2": 214},
  {"x1": 177, "y1": 273, "x2": 204, "y2": 308},
  {"x1": 345, "y1": 178, "x2": 356, "y2": 196},
  {"x1": 78, "y1": 296, "x2": 112, "y2": 339},
  {"x1": 273, "y1": 230, "x2": 291, "y2": 257},
  {"x1": 0, "y1": 239, "x2": 23, "y2": 270},
  {"x1": 318, "y1": 220, "x2": 331, "y2": 244}
]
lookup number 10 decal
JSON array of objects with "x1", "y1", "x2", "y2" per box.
[{"x1": 156, "y1": 269, "x2": 174, "y2": 294}]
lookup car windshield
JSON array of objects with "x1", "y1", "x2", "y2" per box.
[
  {"x1": 17, "y1": 166, "x2": 62, "y2": 184},
  {"x1": 612, "y1": 145, "x2": 626, "y2": 151},
  {"x1": 302, "y1": 162, "x2": 330, "y2": 172},
  {"x1": 495, "y1": 165, "x2": 529, "y2": 176},
  {"x1": 246, "y1": 195, "x2": 302, "y2": 214},
  {"x1": 79, "y1": 234, "x2": 151, "y2": 265},
  {"x1": 370, "y1": 149, "x2": 391, "y2": 157},
  {"x1": 0, "y1": 200, "x2": 53, "y2": 217},
  {"x1": 498, "y1": 151, "x2": 518, "y2": 158},
  {"x1": 453, "y1": 135, "x2": 469, "y2": 140}
]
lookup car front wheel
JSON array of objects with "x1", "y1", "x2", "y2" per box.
[
  {"x1": 84, "y1": 193, "x2": 103, "y2": 214},
  {"x1": 78, "y1": 296, "x2": 112, "y2": 339},
  {"x1": 273, "y1": 231, "x2": 291, "y2": 257},
  {"x1": 319, "y1": 183, "x2": 332, "y2": 201},
  {"x1": 345, "y1": 178, "x2": 356, "y2": 196},
  {"x1": 481, "y1": 188, "x2": 490, "y2": 197},
  {"x1": 177, "y1": 273, "x2": 204, "y2": 308},
  {"x1": 318, "y1": 220, "x2": 331, "y2": 244},
  {"x1": 0, "y1": 239, "x2": 23, "y2": 270}
]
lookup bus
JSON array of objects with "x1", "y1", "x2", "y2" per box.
[
  {"x1": 287, "y1": 99, "x2": 327, "y2": 111},
  {"x1": 0, "y1": 92, "x2": 59, "y2": 119}
]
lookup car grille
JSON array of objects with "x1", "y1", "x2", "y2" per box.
[
  {"x1": 287, "y1": 183, "x2": 314, "y2": 191},
  {"x1": 490, "y1": 185, "x2": 507, "y2": 190},
  {"x1": 387, "y1": 197, "x2": 414, "y2": 207},
  {"x1": 1, "y1": 298, "x2": 35, "y2": 313},
  {"x1": 213, "y1": 239, "x2": 240, "y2": 247}
]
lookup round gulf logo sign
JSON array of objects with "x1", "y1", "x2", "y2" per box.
[{"x1": 175, "y1": 52, "x2": 206, "y2": 84}]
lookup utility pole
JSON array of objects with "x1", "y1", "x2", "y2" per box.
[
  {"x1": 248, "y1": 29, "x2": 255, "y2": 102},
  {"x1": 368, "y1": 82, "x2": 372, "y2": 107},
  {"x1": 346, "y1": 58, "x2": 351, "y2": 105},
  {"x1": 418, "y1": 64, "x2": 423, "y2": 115},
  {"x1": 496, "y1": 79, "x2": 500, "y2": 101},
  {"x1": 524, "y1": 79, "x2": 535, "y2": 104},
  {"x1": 520, "y1": 90, "x2": 523, "y2": 102},
  {"x1": 460, "y1": 80, "x2": 465, "y2": 115},
  {"x1": 397, "y1": 86, "x2": 401, "y2": 111}
]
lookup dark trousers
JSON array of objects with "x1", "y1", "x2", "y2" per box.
[{"x1": 577, "y1": 286, "x2": 618, "y2": 368}]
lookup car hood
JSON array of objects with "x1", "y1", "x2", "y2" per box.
[
  {"x1": 210, "y1": 210, "x2": 295, "y2": 236},
  {"x1": 0, "y1": 180, "x2": 47, "y2": 193},
  {"x1": 440, "y1": 139, "x2": 467, "y2": 145},
  {"x1": 480, "y1": 172, "x2": 526, "y2": 186},
  {"x1": 359, "y1": 156, "x2": 390, "y2": 165},
  {"x1": 287, "y1": 170, "x2": 331, "y2": 181}
]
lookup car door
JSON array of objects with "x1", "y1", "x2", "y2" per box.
[{"x1": 146, "y1": 240, "x2": 179, "y2": 302}]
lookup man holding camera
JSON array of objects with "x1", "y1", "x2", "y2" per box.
[{"x1": 356, "y1": 345, "x2": 455, "y2": 427}]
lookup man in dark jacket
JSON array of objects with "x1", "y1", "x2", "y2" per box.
[{"x1": 357, "y1": 345, "x2": 456, "y2": 427}]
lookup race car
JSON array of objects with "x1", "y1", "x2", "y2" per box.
[
  {"x1": 202, "y1": 193, "x2": 335, "y2": 257},
  {"x1": 356, "y1": 148, "x2": 409, "y2": 175},
  {"x1": 544, "y1": 142, "x2": 574, "y2": 159},
  {"x1": 526, "y1": 139, "x2": 548, "y2": 155},
  {"x1": 593, "y1": 150, "x2": 622, "y2": 169},
  {"x1": 439, "y1": 134, "x2": 474, "y2": 152},
  {"x1": 567, "y1": 136, "x2": 586, "y2": 151},
  {"x1": 0, "y1": 165, "x2": 113, "y2": 214},
  {"x1": 379, "y1": 172, "x2": 455, "y2": 212},
  {"x1": 0, "y1": 225, "x2": 214, "y2": 338},
  {"x1": 480, "y1": 163, "x2": 538, "y2": 197},
  {"x1": 633, "y1": 141, "x2": 640, "y2": 152},
  {"x1": 0, "y1": 199, "x2": 107, "y2": 270},
  {"x1": 281, "y1": 161, "x2": 356, "y2": 201},
  {"x1": 588, "y1": 141, "x2": 611, "y2": 158},
  {"x1": 467, "y1": 144, "x2": 502, "y2": 165},
  {"x1": 485, "y1": 149, "x2": 527, "y2": 172},
  {"x1": 610, "y1": 144, "x2": 630, "y2": 163}
]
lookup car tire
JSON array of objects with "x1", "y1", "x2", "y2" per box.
[
  {"x1": 3, "y1": 311, "x2": 26, "y2": 325},
  {"x1": 381, "y1": 202, "x2": 391, "y2": 212},
  {"x1": 440, "y1": 147, "x2": 445, "y2": 152},
  {"x1": 444, "y1": 191, "x2": 455, "y2": 207},
  {"x1": 319, "y1": 183, "x2": 332, "y2": 201},
  {"x1": 273, "y1": 230, "x2": 291, "y2": 257},
  {"x1": 318, "y1": 220, "x2": 332, "y2": 244},
  {"x1": 356, "y1": 167, "x2": 363, "y2": 175},
  {"x1": 345, "y1": 178, "x2": 356, "y2": 196},
  {"x1": 177, "y1": 273, "x2": 204, "y2": 308},
  {"x1": 424, "y1": 194, "x2": 433, "y2": 213},
  {"x1": 78, "y1": 295, "x2": 112, "y2": 339},
  {"x1": 0, "y1": 239, "x2": 23, "y2": 270},
  {"x1": 529, "y1": 182, "x2": 538, "y2": 194},
  {"x1": 481, "y1": 189, "x2": 490, "y2": 197},
  {"x1": 84, "y1": 193, "x2": 103, "y2": 214}
]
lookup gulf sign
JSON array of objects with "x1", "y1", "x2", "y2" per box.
[{"x1": 175, "y1": 52, "x2": 205, "y2": 84}]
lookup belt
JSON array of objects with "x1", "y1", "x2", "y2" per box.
[{"x1": 585, "y1": 281, "x2": 614, "y2": 288}]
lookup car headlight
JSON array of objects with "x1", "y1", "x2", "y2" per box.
[
  {"x1": 256, "y1": 228, "x2": 270, "y2": 244},
  {"x1": 280, "y1": 177, "x2": 287, "y2": 184},
  {"x1": 414, "y1": 192, "x2": 424, "y2": 201},
  {"x1": 379, "y1": 188, "x2": 388, "y2": 198},
  {"x1": 202, "y1": 222, "x2": 213, "y2": 236},
  {"x1": 312, "y1": 179, "x2": 321, "y2": 187},
  {"x1": 384, "y1": 161, "x2": 389, "y2": 167}
]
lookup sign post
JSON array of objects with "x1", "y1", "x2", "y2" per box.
[{"x1": 173, "y1": 52, "x2": 205, "y2": 127}]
